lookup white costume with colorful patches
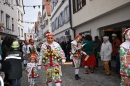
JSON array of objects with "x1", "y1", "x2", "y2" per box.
[
  {"x1": 40, "y1": 41, "x2": 66, "y2": 86},
  {"x1": 26, "y1": 63, "x2": 39, "y2": 85},
  {"x1": 70, "y1": 34, "x2": 87, "y2": 80}
]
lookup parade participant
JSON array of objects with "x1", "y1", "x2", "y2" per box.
[
  {"x1": 5, "y1": 41, "x2": 24, "y2": 86},
  {"x1": 120, "y1": 28, "x2": 130, "y2": 86},
  {"x1": 26, "y1": 54, "x2": 39, "y2": 86},
  {"x1": 40, "y1": 32, "x2": 66, "y2": 86},
  {"x1": 22, "y1": 40, "x2": 29, "y2": 67},
  {"x1": 70, "y1": 34, "x2": 88, "y2": 80}
]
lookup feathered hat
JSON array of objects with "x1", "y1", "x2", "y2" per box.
[
  {"x1": 46, "y1": 31, "x2": 54, "y2": 37},
  {"x1": 123, "y1": 28, "x2": 130, "y2": 41},
  {"x1": 30, "y1": 54, "x2": 36, "y2": 60},
  {"x1": 75, "y1": 34, "x2": 82, "y2": 42}
]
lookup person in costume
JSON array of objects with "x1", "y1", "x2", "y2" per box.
[
  {"x1": 70, "y1": 34, "x2": 88, "y2": 80},
  {"x1": 40, "y1": 32, "x2": 66, "y2": 86},
  {"x1": 22, "y1": 40, "x2": 29, "y2": 67},
  {"x1": 120, "y1": 28, "x2": 130, "y2": 86},
  {"x1": 26, "y1": 54, "x2": 39, "y2": 86}
]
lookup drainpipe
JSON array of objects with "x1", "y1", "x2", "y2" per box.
[{"x1": 68, "y1": 0, "x2": 75, "y2": 38}]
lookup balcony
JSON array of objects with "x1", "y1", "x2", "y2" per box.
[{"x1": 0, "y1": 26, "x2": 13, "y2": 35}]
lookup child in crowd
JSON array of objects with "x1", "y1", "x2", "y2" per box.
[{"x1": 26, "y1": 54, "x2": 39, "y2": 86}]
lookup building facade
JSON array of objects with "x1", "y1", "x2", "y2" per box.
[
  {"x1": 42, "y1": 0, "x2": 51, "y2": 42},
  {"x1": 71, "y1": 0, "x2": 130, "y2": 42},
  {"x1": 50, "y1": 0, "x2": 74, "y2": 43},
  {"x1": 0, "y1": 0, "x2": 18, "y2": 38},
  {"x1": 16, "y1": 0, "x2": 25, "y2": 40}
]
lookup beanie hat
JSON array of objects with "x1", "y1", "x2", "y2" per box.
[
  {"x1": 11, "y1": 41, "x2": 19, "y2": 49},
  {"x1": 112, "y1": 33, "x2": 117, "y2": 37}
]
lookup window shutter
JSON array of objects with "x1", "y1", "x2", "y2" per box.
[
  {"x1": 82, "y1": 0, "x2": 86, "y2": 7},
  {"x1": 67, "y1": 6, "x2": 70, "y2": 20},
  {"x1": 72, "y1": 0, "x2": 76, "y2": 13},
  {"x1": 62, "y1": 11, "x2": 65, "y2": 24}
]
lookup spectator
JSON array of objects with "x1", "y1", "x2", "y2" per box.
[
  {"x1": 100, "y1": 36, "x2": 112, "y2": 76},
  {"x1": 5, "y1": 41, "x2": 23, "y2": 86},
  {"x1": 93, "y1": 36, "x2": 101, "y2": 67},
  {"x1": 82, "y1": 35, "x2": 96, "y2": 74}
]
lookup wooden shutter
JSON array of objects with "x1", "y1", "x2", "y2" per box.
[
  {"x1": 82, "y1": 0, "x2": 86, "y2": 7},
  {"x1": 72, "y1": 0, "x2": 76, "y2": 13}
]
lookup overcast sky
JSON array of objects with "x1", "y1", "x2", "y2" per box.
[{"x1": 23, "y1": 0, "x2": 42, "y2": 33}]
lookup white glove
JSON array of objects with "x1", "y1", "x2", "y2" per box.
[{"x1": 62, "y1": 59, "x2": 66, "y2": 63}]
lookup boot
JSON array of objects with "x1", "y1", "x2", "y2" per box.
[
  {"x1": 77, "y1": 74, "x2": 81, "y2": 79},
  {"x1": 75, "y1": 74, "x2": 81, "y2": 80}
]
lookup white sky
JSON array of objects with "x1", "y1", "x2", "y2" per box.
[{"x1": 23, "y1": 0, "x2": 42, "y2": 33}]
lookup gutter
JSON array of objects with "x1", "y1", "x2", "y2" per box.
[{"x1": 68, "y1": 0, "x2": 75, "y2": 38}]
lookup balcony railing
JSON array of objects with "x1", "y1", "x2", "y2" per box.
[{"x1": 0, "y1": 26, "x2": 13, "y2": 34}]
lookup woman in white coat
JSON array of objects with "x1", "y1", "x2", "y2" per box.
[{"x1": 100, "y1": 36, "x2": 112, "y2": 76}]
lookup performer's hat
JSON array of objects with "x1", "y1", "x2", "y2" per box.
[
  {"x1": 123, "y1": 28, "x2": 130, "y2": 41},
  {"x1": 75, "y1": 34, "x2": 82, "y2": 41},
  {"x1": 30, "y1": 54, "x2": 36, "y2": 60},
  {"x1": 46, "y1": 32, "x2": 54, "y2": 37}
]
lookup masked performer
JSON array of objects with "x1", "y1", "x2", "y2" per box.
[
  {"x1": 120, "y1": 28, "x2": 130, "y2": 86},
  {"x1": 26, "y1": 54, "x2": 39, "y2": 86},
  {"x1": 70, "y1": 34, "x2": 88, "y2": 80},
  {"x1": 40, "y1": 32, "x2": 66, "y2": 86}
]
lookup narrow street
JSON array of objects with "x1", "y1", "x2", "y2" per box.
[{"x1": 21, "y1": 65, "x2": 120, "y2": 86}]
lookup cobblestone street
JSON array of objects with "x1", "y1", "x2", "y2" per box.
[{"x1": 21, "y1": 65, "x2": 120, "y2": 86}]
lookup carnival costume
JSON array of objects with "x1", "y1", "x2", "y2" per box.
[
  {"x1": 26, "y1": 55, "x2": 39, "y2": 86},
  {"x1": 40, "y1": 32, "x2": 66, "y2": 86},
  {"x1": 70, "y1": 34, "x2": 88, "y2": 80},
  {"x1": 120, "y1": 28, "x2": 130, "y2": 86}
]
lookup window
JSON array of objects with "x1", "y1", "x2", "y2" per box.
[
  {"x1": 73, "y1": 0, "x2": 86, "y2": 13},
  {"x1": 16, "y1": 0, "x2": 19, "y2": 5},
  {"x1": 6, "y1": 14, "x2": 10, "y2": 29},
  {"x1": 19, "y1": 0, "x2": 21, "y2": 6},
  {"x1": 58, "y1": 16, "x2": 60, "y2": 27},
  {"x1": 56, "y1": 18, "x2": 58, "y2": 29},
  {"x1": 60, "y1": 13, "x2": 63, "y2": 26},
  {"x1": 21, "y1": 14, "x2": 23, "y2": 21},
  {"x1": 18, "y1": 11, "x2": 20, "y2": 20},
  {"x1": 11, "y1": 0, "x2": 13, "y2": 4},
  {"x1": 62, "y1": 11, "x2": 65, "y2": 25},
  {"x1": 12, "y1": 18, "x2": 14, "y2": 31},
  {"x1": 77, "y1": 0, "x2": 82, "y2": 10},
  {"x1": 18, "y1": 27, "x2": 20, "y2": 36},
  {"x1": 21, "y1": 28, "x2": 23, "y2": 37},
  {"x1": 67, "y1": 6, "x2": 70, "y2": 20},
  {"x1": 0, "y1": 11, "x2": 4, "y2": 22}
]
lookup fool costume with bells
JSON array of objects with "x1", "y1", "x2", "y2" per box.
[
  {"x1": 120, "y1": 28, "x2": 130, "y2": 86},
  {"x1": 40, "y1": 32, "x2": 66, "y2": 86},
  {"x1": 26, "y1": 54, "x2": 39, "y2": 86},
  {"x1": 70, "y1": 34, "x2": 88, "y2": 80}
]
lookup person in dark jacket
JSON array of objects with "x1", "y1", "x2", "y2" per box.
[
  {"x1": 93, "y1": 36, "x2": 101, "y2": 67},
  {"x1": 5, "y1": 41, "x2": 23, "y2": 86}
]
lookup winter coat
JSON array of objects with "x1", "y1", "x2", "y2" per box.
[
  {"x1": 5, "y1": 50, "x2": 24, "y2": 79},
  {"x1": 112, "y1": 38, "x2": 121, "y2": 57},
  {"x1": 83, "y1": 40, "x2": 94, "y2": 55},
  {"x1": 93, "y1": 39, "x2": 101, "y2": 53},
  {"x1": 100, "y1": 41, "x2": 112, "y2": 61}
]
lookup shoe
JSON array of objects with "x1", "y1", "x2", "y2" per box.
[
  {"x1": 106, "y1": 73, "x2": 111, "y2": 76},
  {"x1": 75, "y1": 74, "x2": 81, "y2": 80},
  {"x1": 77, "y1": 74, "x2": 81, "y2": 79},
  {"x1": 84, "y1": 69, "x2": 89, "y2": 74}
]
